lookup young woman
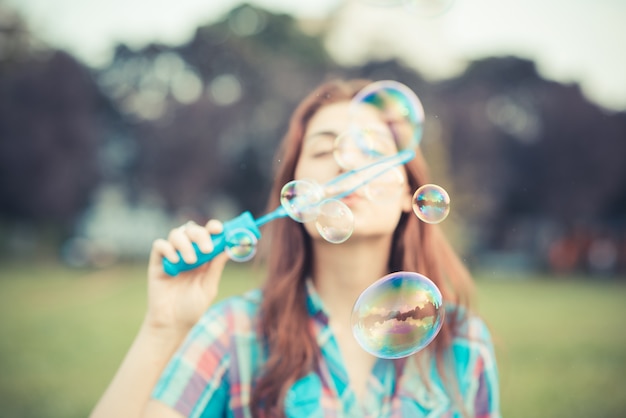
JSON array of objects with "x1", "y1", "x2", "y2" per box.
[{"x1": 90, "y1": 79, "x2": 500, "y2": 418}]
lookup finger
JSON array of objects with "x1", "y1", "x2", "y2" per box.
[
  {"x1": 168, "y1": 226, "x2": 198, "y2": 264},
  {"x1": 205, "y1": 219, "x2": 224, "y2": 235},
  {"x1": 185, "y1": 222, "x2": 214, "y2": 254},
  {"x1": 152, "y1": 238, "x2": 180, "y2": 264}
]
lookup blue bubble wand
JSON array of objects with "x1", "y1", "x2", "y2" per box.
[{"x1": 163, "y1": 148, "x2": 416, "y2": 276}]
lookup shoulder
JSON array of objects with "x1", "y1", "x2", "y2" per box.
[
  {"x1": 446, "y1": 303, "x2": 495, "y2": 347},
  {"x1": 445, "y1": 304, "x2": 501, "y2": 414},
  {"x1": 444, "y1": 304, "x2": 498, "y2": 381},
  {"x1": 399, "y1": 304, "x2": 500, "y2": 415}
]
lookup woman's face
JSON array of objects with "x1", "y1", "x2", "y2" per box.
[{"x1": 294, "y1": 101, "x2": 413, "y2": 241}]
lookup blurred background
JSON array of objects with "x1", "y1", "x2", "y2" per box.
[{"x1": 0, "y1": 0, "x2": 624, "y2": 417}]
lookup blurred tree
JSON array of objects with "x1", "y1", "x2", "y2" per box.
[
  {"x1": 98, "y1": 4, "x2": 337, "y2": 218},
  {"x1": 0, "y1": 8, "x2": 104, "y2": 234},
  {"x1": 2, "y1": 2, "x2": 625, "y2": 272},
  {"x1": 435, "y1": 56, "x2": 626, "y2": 264},
  {"x1": 604, "y1": 113, "x2": 626, "y2": 220}
]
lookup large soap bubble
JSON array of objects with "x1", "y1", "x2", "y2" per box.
[
  {"x1": 350, "y1": 80, "x2": 425, "y2": 152},
  {"x1": 351, "y1": 271, "x2": 445, "y2": 359}
]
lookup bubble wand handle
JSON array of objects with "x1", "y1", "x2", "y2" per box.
[{"x1": 162, "y1": 211, "x2": 262, "y2": 276}]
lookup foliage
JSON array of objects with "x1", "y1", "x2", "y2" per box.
[
  {"x1": 1, "y1": 4, "x2": 625, "y2": 274},
  {"x1": 98, "y1": 4, "x2": 337, "y2": 218},
  {"x1": 0, "y1": 49, "x2": 104, "y2": 226}
]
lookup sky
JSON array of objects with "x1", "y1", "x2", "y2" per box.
[{"x1": 5, "y1": 0, "x2": 626, "y2": 111}]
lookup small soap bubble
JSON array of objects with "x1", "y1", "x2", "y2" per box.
[
  {"x1": 412, "y1": 184, "x2": 450, "y2": 224},
  {"x1": 315, "y1": 199, "x2": 354, "y2": 244},
  {"x1": 351, "y1": 272, "x2": 444, "y2": 359},
  {"x1": 280, "y1": 180, "x2": 324, "y2": 223},
  {"x1": 225, "y1": 228, "x2": 257, "y2": 262},
  {"x1": 350, "y1": 80, "x2": 425, "y2": 151}
]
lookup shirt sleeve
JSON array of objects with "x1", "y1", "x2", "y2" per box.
[{"x1": 151, "y1": 302, "x2": 233, "y2": 418}]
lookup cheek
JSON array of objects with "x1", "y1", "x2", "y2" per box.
[
  {"x1": 302, "y1": 220, "x2": 319, "y2": 240},
  {"x1": 293, "y1": 158, "x2": 309, "y2": 180},
  {"x1": 294, "y1": 158, "x2": 339, "y2": 184},
  {"x1": 374, "y1": 201, "x2": 405, "y2": 223},
  {"x1": 401, "y1": 186, "x2": 414, "y2": 213}
]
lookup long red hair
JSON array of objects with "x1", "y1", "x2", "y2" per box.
[{"x1": 251, "y1": 79, "x2": 475, "y2": 416}]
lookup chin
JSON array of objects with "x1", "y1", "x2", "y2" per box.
[
  {"x1": 353, "y1": 217, "x2": 399, "y2": 235},
  {"x1": 343, "y1": 229, "x2": 395, "y2": 242}
]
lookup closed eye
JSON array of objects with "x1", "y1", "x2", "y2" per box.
[
  {"x1": 312, "y1": 149, "x2": 333, "y2": 158},
  {"x1": 304, "y1": 131, "x2": 337, "y2": 158}
]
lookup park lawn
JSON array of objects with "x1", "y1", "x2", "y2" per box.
[
  {"x1": 474, "y1": 273, "x2": 626, "y2": 418},
  {"x1": 0, "y1": 262, "x2": 624, "y2": 418}
]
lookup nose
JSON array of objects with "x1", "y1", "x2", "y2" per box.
[{"x1": 334, "y1": 142, "x2": 378, "y2": 172}]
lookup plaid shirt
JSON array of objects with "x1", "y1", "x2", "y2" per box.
[{"x1": 152, "y1": 281, "x2": 500, "y2": 417}]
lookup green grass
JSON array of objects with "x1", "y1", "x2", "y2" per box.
[
  {"x1": 0, "y1": 262, "x2": 624, "y2": 418},
  {"x1": 474, "y1": 273, "x2": 626, "y2": 418}
]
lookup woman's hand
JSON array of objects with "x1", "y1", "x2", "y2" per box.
[{"x1": 145, "y1": 219, "x2": 229, "y2": 336}]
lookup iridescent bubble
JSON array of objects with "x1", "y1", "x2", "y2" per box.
[
  {"x1": 315, "y1": 199, "x2": 354, "y2": 244},
  {"x1": 350, "y1": 80, "x2": 425, "y2": 151},
  {"x1": 334, "y1": 128, "x2": 398, "y2": 170},
  {"x1": 225, "y1": 228, "x2": 257, "y2": 262},
  {"x1": 351, "y1": 272, "x2": 444, "y2": 359},
  {"x1": 412, "y1": 184, "x2": 450, "y2": 224},
  {"x1": 403, "y1": 0, "x2": 455, "y2": 18},
  {"x1": 280, "y1": 179, "x2": 324, "y2": 223},
  {"x1": 364, "y1": 166, "x2": 405, "y2": 203}
]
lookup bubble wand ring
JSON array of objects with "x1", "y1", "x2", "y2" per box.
[{"x1": 162, "y1": 148, "x2": 416, "y2": 276}]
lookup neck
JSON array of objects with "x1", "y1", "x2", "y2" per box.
[{"x1": 311, "y1": 235, "x2": 393, "y2": 323}]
